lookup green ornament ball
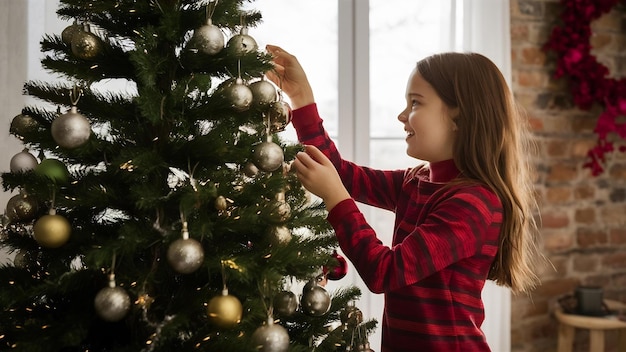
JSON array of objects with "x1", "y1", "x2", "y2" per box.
[{"x1": 35, "y1": 159, "x2": 70, "y2": 184}]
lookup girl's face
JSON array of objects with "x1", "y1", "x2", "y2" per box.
[{"x1": 397, "y1": 68, "x2": 457, "y2": 162}]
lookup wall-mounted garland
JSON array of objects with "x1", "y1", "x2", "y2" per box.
[{"x1": 543, "y1": 0, "x2": 625, "y2": 176}]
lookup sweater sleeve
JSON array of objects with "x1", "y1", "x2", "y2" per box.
[
  {"x1": 292, "y1": 104, "x2": 404, "y2": 211},
  {"x1": 327, "y1": 187, "x2": 501, "y2": 294}
]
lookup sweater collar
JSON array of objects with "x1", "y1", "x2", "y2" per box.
[{"x1": 428, "y1": 159, "x2": 459, "y2": 183}]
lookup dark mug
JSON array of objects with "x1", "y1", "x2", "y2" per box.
[{"x1": 575, "y1": 286, "x2": 604, "y2": 316}]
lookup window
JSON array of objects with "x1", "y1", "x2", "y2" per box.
[
  {"x1": 248, "y1": 1, "x2": 339, "y2": 143},
  {"x1": 254, "y1": 2, "x2": 513, "y2": 350},
  {"x1": 253, "y1": 2, "x2": 469, "y2": 348}
]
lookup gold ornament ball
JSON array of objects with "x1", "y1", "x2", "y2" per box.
[
  {"x1": 265, "y1": 200, "x2": 291, "y2": 224},
  {"x1": 13, "y1": 249, "x2": 31, "y2": 269},
  {"x1": 10, "y1": 113, "x2": 39, "y2": 137},
  {"x1": 61, "y1": 23, "x2": 82, "y2": 46},
  {"x1": 207, "y1": 291, "x2": 243, "y2": 328},
  {"x1": 34, "y1": 214, "x2": 71, "y2": 248},
  {"x1": 357, "y1": 343, "x2": 375, "y2": 352},
  {"x1": 71, "y1": 30, "x2": 103, "y2": 60},
  {"x1": 214, "y1": 195, "x2": 228, "y2": 211},
  {"x1": 6, "y1": 193, "x2": 39, "y2": 223},
  {"x1": 267, "y1": 225, "x2": 292, "y2": 246},
  {"x1": 267, "y1": 101, "x2": 293, "y2": 133},
  {"x1": 340, "y1": 304, "x2": 363, "y2": 328}
]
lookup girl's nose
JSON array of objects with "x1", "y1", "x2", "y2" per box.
[{"x1": 397, "y1": 111, "x2": 407, "y2": 122}]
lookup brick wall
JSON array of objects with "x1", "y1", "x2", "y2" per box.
[{"x1": 510, "y1": 0, "x2": 626, "y2": 351}]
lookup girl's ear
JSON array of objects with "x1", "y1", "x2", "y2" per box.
[{"x1": 449, "y1": 107, "x2": 460, "y2": 131}]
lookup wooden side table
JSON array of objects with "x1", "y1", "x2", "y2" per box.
[{"x1": 554, "y1": 299, "x2": 626, "y2": 352}]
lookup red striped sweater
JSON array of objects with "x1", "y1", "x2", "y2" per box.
[{"x1": 292, "y1": 104, "x2": 502, "y2": 352}]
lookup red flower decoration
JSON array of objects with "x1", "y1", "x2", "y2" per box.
[{"x1": 543, "y1": 0, "x2": 626, "y2": 175}]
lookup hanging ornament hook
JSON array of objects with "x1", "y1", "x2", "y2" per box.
[
  {"x1": 257, "y1": 276, "x2": 273, "y2": 318},
  {"x1": 70, "y1": 84, "x2": 83, "y2": 106},
  {"x1": 220, "y1": 259, "x2": 228, "y2": 291},
  {"x1": 179, "y1": 208, "x2": 189, "y2": 238},
  {"x1": 264, "y1": 113, "x2": 273, "y2": 142},
  {"x1": 187, "y1": 159, "x2": 200, "y2": 192},
  {"x1": 206, "y1": 0, "x2": 219, "y2": 21}
]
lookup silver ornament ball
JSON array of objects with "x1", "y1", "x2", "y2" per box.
[
  {"x1": 51, "y1": 106, "x2": 91, "y2": 149},
  {"x1": 273, "y1": 290, "x2": 298, "y2": 317},
  {"x1": 223, "y1": 79, "x2": 253, "y2": 112},
  {"x1": 301, "y1": 281, "x2": 331, "y2": 316},
  {"x1": 250, "y1": 80, "x2": 277, "y2": 107},
  {"x1": 226, "y1": 27, "x2": 258, "y2": 56},
  {"x1": 10, "y1": 150, "x2": 38, "y2": 172},
  {"x1": 167, "y1": 237, "x2": 205, "y2": 274},
  {"x1": 94, "y1": 286, "x2": 131, "y2": 322},
  {"x1": 243, "y1": 161, "x2": 259, "y2": 177},
  {"x1": 251, "y1": 318, "x2": 290, "y2": 352},
  {"x1": 252, "y1": 142, "x2": 284, "y2": 172},
  {"x1": 189, "y1": 20, "x2": 224, "y2": 55}
]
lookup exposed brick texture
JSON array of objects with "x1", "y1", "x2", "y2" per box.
[{"x1": 510, "y1": 0, "x2": 626, "y2": 351}]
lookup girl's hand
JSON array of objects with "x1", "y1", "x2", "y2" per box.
[
  {"x1": 293, "y1": 145, "x2": 351, "y2": 211},
  {"x1": 265, "y1": 45, "x2": 315, "y2": 109}
]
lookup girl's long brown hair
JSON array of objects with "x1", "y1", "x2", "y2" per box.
[{"x1": 416, "y1": 52, "x2": 542, "y2": 293}]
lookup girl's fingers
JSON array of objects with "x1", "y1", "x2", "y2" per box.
[
  {"x1": 295, "y1": 151, "x2": 316, "y2": 169},
  {"x1": 265, "y1": 65, "x2": 284, "y2": 83},
  {"x1": 266, "y1": 44, "x2": 287, "y2": 56},
  {"x1": 303, "y1": 145, "x2": 331, "y2": 166}
]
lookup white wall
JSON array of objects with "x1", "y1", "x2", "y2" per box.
[
  {"x1": 0, "y1": 0, "x2": 29, "y2": 264},
  {"x1": 0, "y1": 0, "x2": 66, "y2": 264}
]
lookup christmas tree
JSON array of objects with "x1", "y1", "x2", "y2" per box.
[{"x1": 0, "y1": 0, "x2": 375, "y2": 351}]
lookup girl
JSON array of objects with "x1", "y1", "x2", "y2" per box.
[{"x1": 266, "y1": 45, "x2": 542, "y2": 352}]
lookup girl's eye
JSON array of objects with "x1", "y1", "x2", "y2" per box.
[{"x1": 411, "y1": 99, "x2": 420, "y2": 107}]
